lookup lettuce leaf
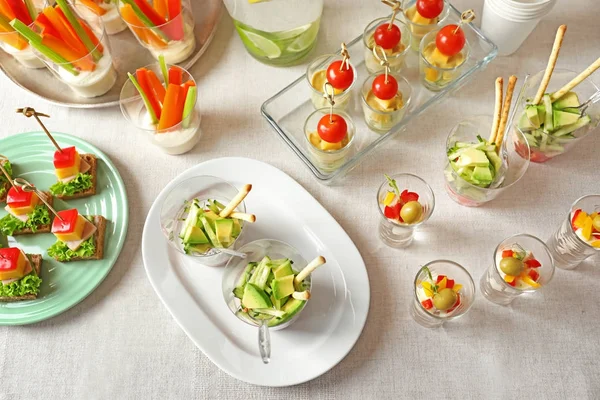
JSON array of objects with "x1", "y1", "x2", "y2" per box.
[
  {"x1": 47, "y1": 236, "x2": 96, "y2": 262},
  {"x1": 0, "y1": 205, "x2": 51, "y2": 236},
  {"x1": 49, "y1": 173, "x2": 92, "y2": 197},
  {"x1": 0, "y1": 274, "x2": 42, "y2": 297},
  {"x1": 0, "y1": 161, "x2": 12, "y2": 184}
]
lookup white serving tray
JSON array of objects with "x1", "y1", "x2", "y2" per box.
[{"x1": 141, "y1": 157, "x2": 370, "y2": 387}]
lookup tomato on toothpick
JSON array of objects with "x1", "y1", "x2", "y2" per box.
[
  {"x1": 317, "y1": 114, "x2": 347, "y2": 143},
  {"x1": 326, "y1": 60, "x2": 354, "y2": 91},
  {"x1": 416, "y1": 0, "x2": 444, "y2": 19},
  {"x1": 374, "y1": 23, "x2": 401, "y2": 50},
  {"x1": 372, "y1": 74, "x2": 398, "y2": 100},
  {"x1": 436, "y1": 24, "x2": 466, "y2": 56}
]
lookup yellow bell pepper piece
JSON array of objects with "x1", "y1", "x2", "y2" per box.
[
  {"x1": 504, "y1": 275, "x2": 516, "y2": 283},
  {"x1": 452, "y1": 284, "x2": 462, "y2": 292},
  {"x1": 592, "y1": 240, "x2": 600, "y2": 248},
  {"x1": 582, "y1": 217, "x2": 593, "y2": 241},
  {"x1": 521, "y1": 276, "x2": 541, "y2": 288},
  {"x1": 573, "y1": 211, "x2": 588, "y2": 229},
  {"x1": 590, "y1": 212, "x2": 598, "y2": 219},
  {"x1": 437, "y1": 277, "x2": 447, "y2": 290},
  {"x1": 383, "y1": 192, "x2": 396, "y2": 206},
  {"x1": 425, "y1": 67, "x2": 439, "y2": 82}
]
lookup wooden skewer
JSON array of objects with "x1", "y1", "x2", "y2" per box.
[
  {"x1": 532, "y1": 25, "x2": 567, "y2": 105},
  {"x1": 219, "y1": 184, "x2": 252, "y2": 218},
  {"x1": 16, "y1": 107, "x2": 62, "y2": 152},
  {"x1": 229, "y1": 212, "x2": 256, "y2": 223},
  {"x1": 294, "y1": 256, "x2": 326, "y2": 285},
  {"x1": 550, "y1": 57, "x2": 600, "y2": 102},
  {"x1": 489, "y1": 77, "x2": 504, "y2": 143},
  {"x1": 13, "y1": 178, "x2": 63, "y2": 221},
  {"x1": 495, "y1": 75, "x2": 518, "y2": 153}
]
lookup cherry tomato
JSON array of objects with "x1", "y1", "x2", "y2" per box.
[
  {"x1": 524, "y1": 259, "x2": 541, "y2": 268},
  {"x1": 374, "y1": 23, "x2": 401, "y2": 50},
  {"x1": 372, "y1": 74, "x2": 398, "y2": 100},
  {"x1": 416, "y1": 0, "x2": 444, "y2": 19},
  {"x1": 326, "y1": 60, "x2": 354, "y2": 90},
  {"x1": 436, "y1": 25, "x2": 465, "y2": 56},
  {"x1": 317, "y1": 114, "x2": 347, "y2": 143}
]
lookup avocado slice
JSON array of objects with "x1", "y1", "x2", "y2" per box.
[
  {"x1": 184, "y1": 243, "x2": 211, "y2": 255},
  {"x1": 455, "y1": 148, "x2": 490, "y2": 168},
  {"x1": 182, "y1": 225, "x2": 209, "y2": 245},
  {"x1": 553, "y1": 110, "x2": 581, "y2": 128},
  {"x1": 268, "y1": 298, "x2": 307, "y2": 327},
  {"x1": 233, "y1": 262, "x2": 257, "y2": 299},
  {"x1": 552, "y1": 91, "x2": 580, "y2": 109},
  {"x1": 272, "y1": 275, "x2": 295, "y2": 300},
  {"x1": 525, "y1": 104, "x2": 542, "y2": 128},
  {"x1": 203, "y1": 210, "x2": 220, "y2": 229},
  {"x1": 271, "y1": 294, "x2": 289, "y2": 310},
  {"x1": 471, "y1": 166, "x2": 493, "y2": 186},
  {"x1": 241, "y1": 283, "x2": 272, "y2": 309},
  {"x1": 485, "y1": 151, "x2": 502, "y2": 174},
  {"x1": 215, "y1": 219, "x2": 234, "y2": 246},
  {"x1": 231, "y1": 219, "x2": 242, "y2": 238},
  {"x1": 273, "y1": 260, "x2": 294, "y2": 278},
  {"x1": 553, "y1": 115, "x2": 591, "y2": 137}
]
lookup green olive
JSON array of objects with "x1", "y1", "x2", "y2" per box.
[
  {"x1": 593, "y1": 215, "x2": 600, "y2": 232},
  {"x1": 499, "y1": 257, "x2": 524, "y2": 276},
  {"x1": 432, "y1": 288, "x2": 458, "y2": 311},
  {"x1": 400, "y1": 201, "x2": 423, "y2": 224}
]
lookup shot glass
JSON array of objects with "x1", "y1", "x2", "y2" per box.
[
  {"x1": 118, "y1": 0, "x2": 196, "y2": 64},
  {"x1": 33, "y1": 4, "x2": 117, "y2": 98},
  {"x1": 419, "y1": 28, "x2": 469, "y2": 92},
  {"x1": 402, "y1": 0, "x2": 450, "y2": 51},
  {"x1": 410, "y1": 261, "x2": 475, "y2": 329},
  {"x1": 376, "y1": 173, "x2": 435, "y2": 248},
  {"x1": 361, "y1": 72, "x2": 412, "y2": 133},
  {"x1": 159, "y1": 176, "x2": 246, "y2": 267},
  {"x1": 444, "y1": 115, "x2": 530, "y2": 207},
  {"x1": 362, "y1": 17, "x2": 411, "y2": 74},
  {"x1": 304, "y1": 108, "x2": 355, "y2": 172},
  {"x1": 306, "y1": 54, "x2": 356, "y2": 111},
  {"x1": 480, "y1": 234, "x2": 554, "y2": 306},
  {"x1": 546, "y1": 195, "x2": 600, "y2": 270},
  {"x1": 70, "y1": 0, "x2": 127, "y2": 35},
  {"x1": 0, "y1": 0, "x2": 46, "y2": 68},
  {"x1": 120, "y1": 63, "x2": 201, "y2": 155},
  {"x1": 513, "y1": 69, "x2": 600, "y2": 163}
]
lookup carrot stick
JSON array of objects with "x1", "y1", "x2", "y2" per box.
[
  {"x1": 0, "y1": 0, "x2": 16, "y2": 20},
  {"x1": 133, "y1": 0, "x2": 166, "y2": 26},
  {"x1": 80, "y1": 19, "x2": 103, "y2": 53},
  {"x1": 145, "y1": 29, "x2": 167, "y2": 48},
  {"x1": 158, "y1": 84, "x2": 184, "y2": 130},
  {"x1": 55, "y1": 0, "x2": 101, "y2": 60},
  {"x1": 6, "y1": 0, "x2": 32, "y2": 25},
  {"x1": 168, "y1": 66, "x2": 182, "y2": 85},
  {"x1": 0, "y1": 14, "x2": 27, "y2": 49},
  {"x1": 181, "y1": 79, "x2": 195, "y2": 99},
  {"x1": 35, "y1": 13, "x2": 60, "y2": 38},
  {"x1": 164, "y1": 0, "x2": 183, "y2": 40},
  {"x1": 137, "y1": 68, "x2": 162, "y2": 119},
  {"x1": 41, "y1": 33, "x2": 95, "y2": 71},
  {"x1": 79, "y1": 0, "x2": 106, "y2": 16},
  {"x1": 43, "y1": 6, "x2": 87, "y2": 55},
  {"x1": 154, "y1": 0, "x2": 167, "y2": 18},
  {"x1": 147, "y1": 69, "x2": 166, "y2": 103},
  {"x1": 120, "y1": 4, "x2": 150, "y2": 44}
]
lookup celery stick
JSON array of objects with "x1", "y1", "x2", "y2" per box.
[
  {"x1": 55, "y1": 0, "x2": 102, "y2": 62},
  {"x1": 120, "y1": 0, "x2": 170, "y2": 42},
  {"x1": 10, "y1": 19, "x2": 78, "y2": 75},
  {"x1": 127, "y1": 72, "x2": 159, "y2": 125},
  {"x1": 182, "y1": 86, "x2": 196, "y2": 129},
  {"x1": 159, "y1": 54, "x2": 168, "y2": 85},
  {"x1": 24, "y1": 0, "x2": 38, "y2": 21}
]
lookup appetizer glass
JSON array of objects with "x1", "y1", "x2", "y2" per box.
[
  {"x1": 360, "y1": 72, "x2": 412, "y2": 133},
  {"x1": 304, "y1": 108, "x2": 355, "y2": 172},
  {"x1": 0, "y1": 0, "x2": 46, "y2": 69},
  {"x1": 419, "y1": 28, "x2": 470, "y2": 92},
  {"x1": 118, "y1": 0, "x2": 196, "y2": 64},
  {"x1": 444, "y1": 115, "x2": 531, "y2": 207},
  {"x1": 306, "y1": 54, "x2": 356, "y2": 111},
  {"x1": 70, "y1": 0, "x2": 127, "y2": 35},
  {"x1": 546, "y1": 195, "x2": 600, "y2": 270},
  {"x1": 120, "y1": 63, "x2": 201, "y2": 155},
  {"x1": 410, "y1": 260, "x2": 475, "y2": 329},
  {"x1": 402, "y1": 0, "x2": 450, "y2": 51},
  {"x1": 362, "y1": 17, "x2": 411, "y2": 74},
  {"x1": 159, "y1": 176, "x2": 246, "y2": 267},
  {"x1": 513, "y1": 69, "x2": 600, "y2": 163},
  {"x1": 376, "y1": 173, "x2": 435, "y2": 248},
  {"x1": 480, "y1": 234, "x2": 554, "y2": 306},
  {"x1": 33, "y1": 4, "x2": 117, "y2": 98}
]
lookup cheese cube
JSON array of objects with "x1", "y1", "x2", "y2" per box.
[{"x1": 56, "y1": 152, "x2": 81, "y2": 179}]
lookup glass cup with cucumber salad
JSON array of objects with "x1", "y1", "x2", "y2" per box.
[
  {"x1": 402, "y1": 0, "x2": 449, "y2": 51},
  {"x1": 223, "y1": 0, "x2": 322, "y2": 67},
  {"x1": 480, "y1": 234, "x2": 554, "y2": 306},
  {"x1": 159, "y1": 176, "x2": 256, "y2": 267}
]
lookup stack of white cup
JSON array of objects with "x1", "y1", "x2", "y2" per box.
[{"x1": 481, "y1": 0, "x2": 557, "y2": 56}]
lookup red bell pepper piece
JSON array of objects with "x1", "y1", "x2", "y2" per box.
[
  {"x1": 51, "y1": 209, "x2": 79, "y2": 234},
  {"x1": 164, "y1": 0, "x2": 184, "y2": 41},
  {"x1": 384, "y1": 203, "x2": 401, "y2": 220},
  {"x1": 0, "y1": 0, "x2": 16, "y2": 20},
  {"x1": 528, "y1": 269, "x2": 539, "y2": 282},
  {"x1": 53, "y1": 146, "x2": 78, "y2": 169},
  {"x1": 35, "y1": 13, "x2": 60, "y2": 37},
  {"x1": 436, "y1": 275, "x2": 446, "y2": 284},
  {"x1": 446, "y1": 279, "x2": 454, "y2": 289},
  {"x1": 524, "y1": 259, "x2": 541, "y2": 268},
  {"x1": 6, "y1": 0, "x2": 32, "y2": 25},
  {"x1": 571, "y1": 209, "x2": 581, "y2": 230},
  {"x1": 421, "y1": 299, "x2": 433, "y2": 310},
  {"x1": 136, "y1": 68, "x2": 161, "y2": 119},
  {"x1": 168, "y1": 66, "x2": 182, "y2": 85},
  {"x1": 43, "y1": 6, "x2": 88, "y2": 55},
  {"x1": 6, "y1": 186, "x2": 33, "y2": 208},
  {"x1": 502, "y1": 250, "x2": 514, "y2": 258},
  {"x1": 133, "y1": 0, "x2": 166, "y2": 27},
  {"x1": 507, "y1": 279, "x2": 517, "y2": 287},
  {"x1": 400, "y1": 189, "x2": 419, "y2": 204}
]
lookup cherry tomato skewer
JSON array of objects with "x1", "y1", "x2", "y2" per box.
[
  {"x1": 416, "y1": 0, "x2": 444, "y2": 19},
  {"x1": 317, "y1": 114, "x2": 348, "y2": 143}
]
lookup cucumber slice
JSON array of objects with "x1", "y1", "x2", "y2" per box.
[{"x1": 543, "y1": 94, "x2": 553, "y2": 132}]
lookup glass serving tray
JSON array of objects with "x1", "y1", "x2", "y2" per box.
[{"x1": 261, "y1": 3, "x2": 497, "y2": 184}]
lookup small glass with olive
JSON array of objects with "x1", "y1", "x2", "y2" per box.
[{"x1": 480, "y1": 234, "x2": 555, "y2": 306}]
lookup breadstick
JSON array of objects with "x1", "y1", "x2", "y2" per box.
[
  {"x1": 532, "y1": 25, "x2": 567, "y2": 105},
  {"x1": 229, "y1": 212, "x2": 256, "y2": 223},
  {"x1": 495, "y1": 75, "x2": 518, "y2": 153},
  {"x1": 550, "y1": 57, "x2": 600, "y2": 102},
  {"x1": 219, "y1": 184, "x2": 252, "y2": 218},
  {"x1": 489, "y1": 77, "x2": 504, "y2": 143},
  {"x1": 294, "y1": 256, "x2": 326, "y2": 285}
]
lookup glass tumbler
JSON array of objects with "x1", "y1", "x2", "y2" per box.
[
  {"x1": 376, "y1": 173, "x2": 435, "y2": 248},
  {"x1": 444, "y1": 115, "x2": 531, "y2": 207},
  {"x1": 410, "y1": 260, "x2": 475, "y2": 329},
  {"x1": 159, "y1": 176, "x2": 246, "y2": 267},
  {"x1": 70, "y1": 0, "x2": 127, "y2": 35},
  {"x1": 362, "y1": 17, "x2": 411, "y2": 74},
  {"x1": 402, "y1": 0, "x2": 450, "y2": 51},
  {"x1": 546, "y1": 195, "x2": 600, "y2": 270},
  {"x1": 480, "y1": 234, "x2": 554, "y2": 306},
  {"x1": 419, "y1": 28, "x2": 470, "y2": 92},
  {"x1": 361, "y1": 72, "x2": 412, "y2": 133},
  {"x1": 0, "y1": 0, "x2": 46, "y2": 68},
  {"x1": 512, "y1": 69, "x2": 600, "y2": 163},
  {"x1": 306, "y1": 54, "x2": 356, "y2": 111},
  {"x1": 118, "y1": 0, "x2": 196, "y2": 64},
  {"x1": 304, "y1": 108, "x2": 355, "y2": 172},
  {"x1": 120, "y1": 63, "x2": 201, "y2": 155}
]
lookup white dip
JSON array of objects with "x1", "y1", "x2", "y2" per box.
[
  {"x1": 139, "y1": 111, "x2": 201, "y2": 155},
  {"x1": 2, "y1": 43, "x2": 45, "y2": 69},
  {"x1": 57, "y1": 53, "x2": 117, "y2": 98},
  {"x1": 100, "y1": 5, "x2": 127, "y2": 35},
  {"x1": 149, "y1": 24, "x2": 196, "y2": 64}
]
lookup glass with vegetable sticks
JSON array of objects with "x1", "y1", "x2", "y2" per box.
[
  {"x1": 0, "y1": 0, "x2": 47, "y2": 68},
  {"x1": 70, "y1": 0, "x2": 127, "y2": 35}
]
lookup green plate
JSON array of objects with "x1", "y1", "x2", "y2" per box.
[{"x1": 0, "y1": 131, "x2": 128, "y2": 325}]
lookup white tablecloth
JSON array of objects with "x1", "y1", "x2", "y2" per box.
[{"x1": 1, "y1": 0, "x2": 599, "y2": 399}]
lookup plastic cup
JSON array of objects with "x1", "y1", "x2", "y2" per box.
[
  {"x1": 303, "y1": 109, "x2": 355, "y2": 172},
  {"x1": 70, "y1": 0, "x2": 127, "y2": 35},
  {"x1": 118, "y1": 0, "x2": 196, "y2": 64},
  {"x1": 0, "y1": 1, "x2": 47, "y2": 69},
  {"x1": 306, "y1": 54, "x2": 356, "y2": 111},
  {"x1": 120, "y1": 63, "x2": 201, "y2": 155},
  {"x1": 360, "y1": 72, "x2": 412, "y2": 133},
  {"x1": 362, "y1": 17, "x2": 411, "y2": 74}
]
